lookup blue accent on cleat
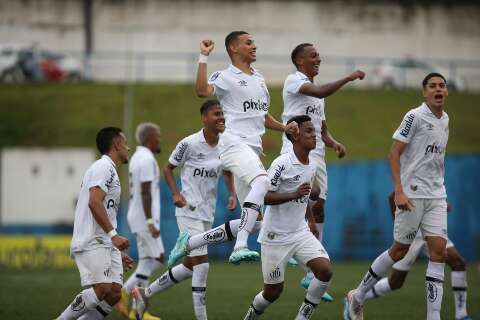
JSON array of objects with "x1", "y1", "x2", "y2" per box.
[
  {"x1": 288, "y1": 258, "x2": 299, "y2": 266},
  {"x1": 167, "y1": 231, "x2": 190, "y2": 268},
  {"x1": 343, "y1": 296, "x2": 352, "y2": 320},
  {"x1": 228, "y1": 248, "x2": 260, "y2": 265},
  {"x1": 321, "y1": 292, "x2": 333, "y2": 303},
  {"x1": 300, "y1": 274, "x2": 313, "y2": 289},
  {"x1": 458, "y1": 317, "x2": 472, "y2": 320}
]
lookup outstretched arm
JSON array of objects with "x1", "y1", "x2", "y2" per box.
[
  {"x1": 298, "y1": 70, "x2": 365, "y2": 99},
  {"x1": 265, "y1": 113, "x2": 299, "y2": 135},
  {"x1": 196, "y1": 40, "x2": 216, "y2": 97}
]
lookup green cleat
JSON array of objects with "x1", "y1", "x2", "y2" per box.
[
  {"x1": 228, "y1": 247, "x2": 260, "y2": 265},
  {"x1": 167, "y1": 231, "x2": 190, "y2": 268}
]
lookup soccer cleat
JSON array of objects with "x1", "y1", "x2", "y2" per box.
[
  {"x1": 321, "y1": 292, "x2": 334, "y2": 303},
  {"x1": 143, "y1": 311, "x2": 161, "y2": 320},
  {"x1": 344, "y1": 289, "x2": 363, "y2": 320},
  {"x1": 131, "y1": 287, "x2": 149, "y2": 320},
  {"x1": 115, "y1": 287, "x2": 130, "y2": 318},
  {"x1": 128, "y1": 310, "x2": 136, "y2": 320},
  {"x1": 167, "y1": 231, "x2": 190, "y2": 268},
  {"x1": 229, "y1": 247, "x2": 260, "y2": 265},
  {"x1": 457, "y1": 317, "x2": 472, "y2": 320},
  {"x1": 288, "y1": 258, "x2": 299, "y2": 266}
]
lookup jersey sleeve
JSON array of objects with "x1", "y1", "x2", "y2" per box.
[
  {"x1": 267, "y1": 158, "x2": 286, "y2": 192},
  {"x1": 208, "y1": 71, "x2": 227, "y2": 96},
  {"x1": 86, "y1": 163, "x2": 112, "y2": 194},
  {"x1": 138, "y1": 158, "x2": 155, "y2": 183},
  {"x1": 284, "y1": 75, "x2": 309, "y2": 95},
  {"x1": 168, "y1": 138, "x2": 190, "y2": 167},
  {"x1": 392, "y1": 111, "x2": 418, "y2": 143}
]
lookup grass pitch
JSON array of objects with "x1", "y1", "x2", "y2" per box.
[{"x1": 1, "y1": 261, "x2": 478, "y2": 319}]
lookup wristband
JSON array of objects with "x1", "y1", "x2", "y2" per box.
[
  {"x1": 107, "y1": 229, "x2": 117, "y2": 238},
  {"x1": 198, "y1": 54, "x2": 208, "y2": 64},
  {"x1": 147, "y1": 218, "x2": 154, "y2": 225}
]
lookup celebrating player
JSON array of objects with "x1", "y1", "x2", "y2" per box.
[
  {"x1": 55, "y1": 127, "x2": 133, "y2": 320},
  {"x1": 243, "y1": 115, "x2": 332, "y2": 320},
  {"x1": 195, "y1": 31, "x2": 298, "y2": 264},
  {"x1": 344, "y1": 73, "x2": 451, "y2": 320},
  {"x1": 282, "y1": 43, "x2": 364, "y2": 289},
  {"x1": 132, "y1": 100, "x2": 237, "y2": 320}
]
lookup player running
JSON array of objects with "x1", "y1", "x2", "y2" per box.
[
  {"x1": 243, "y1": 115, "x2": 332, "y2": 320},
  {"x1": 55, "y1": 127, "x2": 133, "y2": 320},
  {"x1": 282, "y1": 43, "x2": 364, "y2": 290},
  {"x1": 195, "y1": 31, "x2": 298, "y2": 264},
  {"x1": 132, "y1": 100, "x2": 237, "y2": 320},
  {"x1": 344, "y1": 73, "x2": 451, "y2": 320}
]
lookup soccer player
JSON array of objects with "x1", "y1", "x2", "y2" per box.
[
  {"x1": 282, "y1": 43, "x2": 365, "y2": 289},
  {"x1": 55, "y1": 127, "x2": 132, "y2": 320},
  {"x1": 132, "y1": 100, "x2": 237, "y2": 320},
  {"x1": 362, "y1": 192, "x2": 472, "y2": 320},
  {"x1": 118, "y1": 123, "x2": 163, "y2": 320},
  {"x1": 243, "y1": 115, "x2": 332, "y2": 320},
  {"x1": 195, "y1": 31, "x2": 298, "y2": 264},
  {"x1": 344, "y1": 73, "x2": 451, "y2": 320}
]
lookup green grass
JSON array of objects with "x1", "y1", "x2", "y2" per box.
[
  {"x1": 1, "y1": 262, "x2": 478, "y2": 319},
  {"x1": 1, "y1": 84, "x2": 479, "y2": 167}
]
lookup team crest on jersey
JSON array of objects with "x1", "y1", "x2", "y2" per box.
[
  {"x1": 293, "y1": 175, "x2": 301, "y2": 181},
  {"x1": 267, "y1": 232, "x2": 275, "y2": 240},
  {"x1": 238, "y1": 80, "x2": 248, "y2": 87},
  {"x1": 410, "y1": 185, "x2": 418, "y2": 191}
]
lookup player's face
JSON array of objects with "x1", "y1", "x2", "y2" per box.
[
  {"x1": 234, "y1": 34, "x2": 256, "y2": 62},
  {"x1": 423, "y1": 76, "x2": 448, "y2": 109},
  {"x1": 203, "y1": 105, "x2": 225, "y2": 133},
  {"x1": 150, "y1": 130, "x2": 161, "y2": 154},
  {"x1": 116, "y1": 132, "x2": 130, "y2": 164},
  {"x1": 296, "y1": 121, "x2": 316, "y2": 150},
  {"x1": 301, "y1": 46, "x2": 321, "y2": 77}
]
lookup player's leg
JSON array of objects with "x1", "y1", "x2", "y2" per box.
[
  {"x1": 244, "y1": 283, "x2": 283, "y2": 320},
  {"x1": 446, "y1": 243, "x2": 470, "y2": 319},
  {"x1": 423, "y1": 199, "x2": 448, "y2": 320},
  {"x1": 309, "y1": 155, "x2": 328, "y2": 243}
]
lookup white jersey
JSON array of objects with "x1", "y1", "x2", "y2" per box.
[
  {"x1": 168, "y1": 129, "x2": 222, "y2": 222},
  {"x1": 392, "y1": 102, "x2": 449, "y2": 199},
  {"x1": 71, "y1": 155, "x2": 121, "y2": 254},
  {"x1": 208, "y1": 64, "x2": 270, "y2": 152},
  {"x1": 127, "y1": 146, "x2": 161, "y2": 233},
  {"x1": 281, "y1": 71, "x2": 326, "y2": 158},
  {"x1": 258, "y1": 151, "x2": 315, "y2": 245}
]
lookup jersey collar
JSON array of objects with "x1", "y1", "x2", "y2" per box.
[
  {"x1": 101, "y1": 154, "x2": 116, "y2": 167},
  {"x1": 228, "y1": 64, "x2": 257, "y2": 76},
  {"x1": 288, "y1": 150, "x2": 306, "y2": 166},
  {"x1": 295, "y1": 71, "x2": 311, "y2": 82},
  {"x1": 420, "y1": 102, "x2": 447, "y2": 119}
]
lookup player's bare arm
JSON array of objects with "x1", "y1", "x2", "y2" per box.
[
  {"x1": 306, "y1": 202, "x2": 320, "y2": 238},
  {"x1": 223, "y1": 170, "x2": 237, "y2": 211},
  {"x1": 264, "y1": 182, "x2": 311, "y2": 205},
  {"x1": 88, "y1": 186, "x2": 129, "y2": 250},
  {"x1": 196, "y1": 40, "x2": 215, "y2": 97},
  {"x1": 298, "y1": 70, "x2": 365, "y2": 99},
  {"x1": 321, "y1": 120, "x2": 346, "y2": 158},
  {"x1": 163, "y1": 162, "x2": 187, "y2": 208},
  {"x1": 265, "y1": 113, "x2": 299, "y2": 134},
  {"x1": 141, "y1": 181, "x2": 160, "y2": 238},
  {"x1": 389, "y1": 140, "x2": 415, "y2": 211}
]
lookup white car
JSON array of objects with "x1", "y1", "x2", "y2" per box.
[
  {"x1": 0, "y1": 45, "x2": 24, "y2": 82},
  {"x1": 372, "y1": 58, "x2": 465, "y2": 91}
]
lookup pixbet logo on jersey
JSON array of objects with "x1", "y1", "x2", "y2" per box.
[
  {"x1": 193, "y1": 167, "x2": 218, "y2": 178},
  {"x1": 306, "y1": 105, "x2": 321, "y2": 116},
  {"x1": 243, "y1": 99, "x2": 268, "y2": 112},
  {"x1": 424, "y1": 143, "x2": 444, "y2": 155}
]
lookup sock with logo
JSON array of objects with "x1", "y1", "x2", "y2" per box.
[
  {"x1": 244, "y1": 291, "x2": 272, "y2": 319},
  {"x1": 188, "y1": 219, "x2": 241, "y2": 250},
  {"x1": 124, "y1": 258, "x2": 162, "y2": 294},
  {"x1": 294, "y1": 278, "x2": 329, "y2": 320},
  {"x1": 355, "y1": 250, "x2": 395, "y2": 304},
  {"x1": 146, "y1": 264, "x2": 193, "y2": 298},
  {"x1": 234, "y1": 176, "x2": 269, "y2": 250},
  {"x1": 58, "y1": 287, "x2": 100, "y2": 320},
  {"x1": 363, "y1": 277, "x2": 392, "y2": 301},
  {"x1": 77, "y1": 300, "x2": 112, "y2": 319},
  {"x1": 192, "y1": 263, "x2": 209, "y2": 320},
  {"x1": 426, "y1": 261, "x2": 445, "y2": 320},
  {"x1": 451, "y1": 271, "x2": 468, "y2": 319}
]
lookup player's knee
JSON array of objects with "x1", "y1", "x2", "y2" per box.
[
  {"x1": 389, "y1": 274, "x2": 406, "y2": 290},
  {"x1": 389, "y1": 243, "x2": 410, "y2": 261},
  {"x1": 449, "y1": 255, "x2": 466, "y2": 271},
  {"x1": 263, "y1": 285, "x2": 283, "y2": 302},
  {"x1": 93, "y1": 283, "x2": 111, "y2": 300},
  {"x1": 104, "y1": 284, "x2": 122, "y2": 305}
]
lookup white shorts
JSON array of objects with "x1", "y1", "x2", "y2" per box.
[
  {"x1": 310, "y1": 154, "x2": 328, "y2": 200},
  {"x1": 261, "y1": 233, "x2": 329, "y2": 284},
  {"x1": 135, "y1": 231, "x2": 165, "y2": 259},
  {"x1": 219, "y1": 143, "x2": 267, "y2": 205},
  {"x1": 177, "y1": 216, "x2": 213, "y2": 257},
  {"x1": 394, "y1": 231, "x2": 455, "y2": 271},
  {"x1": 393, "y1": 198, "x2": 448, "y2": 245},
  {"x1": 74, "y1": 247, "x2": 123, "y2": 287}
]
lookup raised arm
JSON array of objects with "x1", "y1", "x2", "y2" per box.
[
  {"x1": 223, "y1": 170, "x2": 237, "y2": 211},
  {"x1": 162, "y1": 162, "x2": 187, "y2": 208},
  {"x1": 321, "y1": 120, "x2": 346, "y2": 158},
  {"x1": 265, "y1": 113, "x2": 299, "y2": 135},
  {"x1": 264, "y1": 182, "x2": 311, "y2": 205},
  {"x1": 298, "y1": 70, "x2": 365, "y2": 99},
  {"x1": 388, "y1": 140, "x2": 414, "y2": 211},
  {"x1": 196, "y1": 40, "x2": 216, "y2": 97}
]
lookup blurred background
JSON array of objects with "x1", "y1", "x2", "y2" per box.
[{"x1": 0, "y1": 1, "x2": 479, "y2": 319}]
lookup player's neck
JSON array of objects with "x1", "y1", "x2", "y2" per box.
[
  {"x1": 202, "y1": 128, "x2": 219, "y2": 146},
  {"x1": 425, "y1": 102, "x2": 444, "y2": 119},
  {"x1": 298, "y1": 68, "x2": 314, "y2": 82},
  {"x1": 105, "y1": 152, "x2": 121, "y2": 167},
  {"x1": 232, "y1": 60, "x2": 253, "y2": 75},
  {"x1": 293, "y1": 145, "x2": 309, "y2": 165}
]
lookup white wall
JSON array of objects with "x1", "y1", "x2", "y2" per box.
[{"x1": 1, "y1": 148, "x2": 95, "y2": 225}]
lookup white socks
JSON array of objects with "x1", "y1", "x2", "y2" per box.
[
  {"x1": 451, "y1": 271, "x2": 468, "y2": 319},
  {"x1": 124, "y1": 258, "x2": 162, "y2": 294},
  {"x1": 355, "y1": 250, "x2": 395, "y2": 304},
  {"x1": 426, "y1": 261, "x2": 445, "y2": 320},
  {"x1": 146, "y1": 264, "x2": 193, "y2": 298},
  {"x1": 77, "y1": 300, "x2": 112, "y2": 319},
  {"x1": 58, "y1": 287, "x2": 100, "y2": 320},
  {"x1": 234, "y1": 176, "x2": 269, "y2": 250},
  {"x1": 244, "y1": 291, "x2": 272, "y2": 319},
  {"x1": 192, "y1": 263, "x2": 209, "y2": 320},
  {"x1": 364, "y1": 277, "x2": 392, "y2": 301}
]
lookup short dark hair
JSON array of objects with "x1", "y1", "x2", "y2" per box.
[
  {"x1": 225, "y1": 31, "x2": 249, "y2": 56},
  {"x1": 96, "y1": 127, "x2": 122, "y2": 154},
  {"x1": 200, "y1": 99, "x2": 221, "y2": 115},
  {"x1": 286, "y1": 115, "x2": 311, "y2": 142},
  {"x1": 422, "y1": 72, "x2": 446, "y2": 88},
  {"x1": 291, "y1": 43, "x2": 313, "y2": 68}
]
